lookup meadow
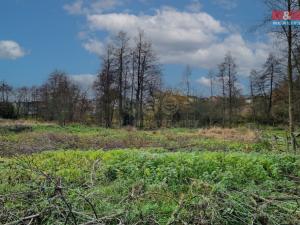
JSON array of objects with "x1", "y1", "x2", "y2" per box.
[{"x1": 0, "y1": 120, "x2": 299, "y2": 224}]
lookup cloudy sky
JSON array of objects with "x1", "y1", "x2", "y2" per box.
[{"x1": 0, "y1": 0, "x2": 273, "y2": 95}]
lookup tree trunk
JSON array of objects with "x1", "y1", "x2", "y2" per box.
[
  {"x1": 130, "y1": 52, "x2": 135, "y2": 119},
  {"x1": 118, "y1": 49, "x2": 124, "y2": 127},
  {"x1": 222, "y1": 76, "x2": 226, "y2": 128},
  {"x1": 268, "y1": 64, "x2": 274, "y2": 121},
  {"x1": 135, "y1": 42, "x2": 142, "y2": 127},
  {"x1": 228, "y1": 63, "x2": 232, "y2": 128},
  {"x1": 287, "y1": 0, "x2": 296, "y2": 151},
  {"x1": 250, "y1": 79, "x2": 256, "y2": 123}
]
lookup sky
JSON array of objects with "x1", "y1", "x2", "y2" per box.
[{"x1": 0, "y1": 0, "x2": 273, "y2": 96}]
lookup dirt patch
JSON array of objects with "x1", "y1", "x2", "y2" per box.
[
  {"x1": 198, "y1": 127, "x2": 258, "y2": 142},
  {"x1": 0, "y1": 132, "x2": 158, "y2": 156}
]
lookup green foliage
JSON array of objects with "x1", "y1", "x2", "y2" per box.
[
  {"x1": 1, "y1": 150, "x2": 299, "y2": 224},
  {"x1": 1, "y1": 122, "x2": 300, "y2": 224}
]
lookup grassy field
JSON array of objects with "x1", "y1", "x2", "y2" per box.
[
  {"x1": 0, "y1": 120, "x2": 300, "y2": 224},
  {"x1": 0, "y1": 120, "x2": 289, "y2": 156}
]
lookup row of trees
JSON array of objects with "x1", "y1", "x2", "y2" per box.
[
  {"x1": 0, "y1": 31, "x2": 162, "y2": 128},
  {"x1": 1, "y1": 48, "x2": 292, "y2": 128},
  {"x1": 0, "y1": 73, "x2": 91, "y2": 125}
]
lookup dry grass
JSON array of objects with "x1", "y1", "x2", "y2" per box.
[
  {"x1": 198, "y1": 127, "x2": 258, "y2": 142},
  {"x1": 0, "y1": 119, "x2": 55, "y2": 127},
  {"x1": 0, "y1": 119, "x2": 263, "y2": 156}
]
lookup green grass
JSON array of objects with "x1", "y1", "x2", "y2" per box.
[
  {"x1": 1, "y1": 121, "x2": 300, "y2": 224},
  {"x1": 1, "y1": 149, "x2": 299, "y2": 224},
  {"x1": 0, "y1": 123, "x2": 273, "y2": 156}
]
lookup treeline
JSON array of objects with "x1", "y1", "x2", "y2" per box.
[{"x1": 1, "y1": 29, "x2": 300, "y2": 129}]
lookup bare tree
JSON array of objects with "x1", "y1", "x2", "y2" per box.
[
  {"x1": 226, "y1": 53, "x2": 238, "y2": 127},
  {"x1": 0, "y1": 81, "x2": 14, "y2": 118},
  {"x1": 0, "y1": 80, "x2": 12, "y2": 102},
  {"x1": 30, "y1": 86, "x2": 39, "y2": 119},
  {"x1": 218, "y1": 62, "x2": 227, "y2": 127},
  {"x1": 287, "y1": 0, "x2": 295, "y2": 142},
  {"x1": 263, "y1": 0, "x2": 299, "y2": 151},
  {"x1": 262, "y1": 53, "x2": 282, "y2": 120},
  {"x1": 181, "y1": 65, "x2": 192, "y2": 127},
  {"x1": 208, "y1": 70, "x2": 215, "y2": 126},
  {"x1": 182, "y1": 65, "x2": 192, "y2": 97},
  {"x1": 133, "y1": 30, "x2": 161, "y2": 128},
  {"x1": 39, "y1": 71, "x2": 80, "y2": 125},
  {"x1": 250, "y1": 69, "x2": 259, "y2": 122},
  {"x1": 75, "y1": 90, "x2": 93, "y2": 123},
  {"x1": 218, "y1": 53, "x2": 239, "y2": 127},
  {"x1": 94, "y1": 45, "x2": 116, "y2": 128},
  {"x1": 113, "y1": 31, "x2": 130, "y2": 127},
  {"x1": 15, "y1": 86, "x2": 31, "y2": 117}
]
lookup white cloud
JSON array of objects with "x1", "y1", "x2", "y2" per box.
[
  {"x1": 70, "y1": 74, "x2": 97, "y2": 91},
  {"x1": 83, "y1": 39, "x2": 105, "y2": 56},
  {"x1": 169, "y1": 34, "x2": 271, "y2": 75},
  {"x1": 84, "y1": 8, "x2": 271, "y2": 75},
  {"x1": 197, "y1": 77, "x2": 211, "y2": 87},
  {"x1": 64, "y1": 0, "x2": 121, "y2": 15},
  {"x1": 197, "y1": 75, "x2": 246, "y2": 94},
  {"x1": 0, "y1": 40, "x2": 26, "y2": 60},
  {"x1": 87, "y1": 8, "x2": 226, "y2": 52}
]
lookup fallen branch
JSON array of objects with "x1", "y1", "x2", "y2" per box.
[
  {"x1": 4, "y1": 214, "x2": 40, "y2": 225},
  {"x1": 80, "y1": 212, "x2": 124, "y2": 225},
  {"x1": 252, "y1": 194, "x2": 300, "y2": 214}
]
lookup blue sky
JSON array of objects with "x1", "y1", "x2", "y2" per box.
[{"x1": 0, "y1": 0, "x2": 271, "y2": 95}]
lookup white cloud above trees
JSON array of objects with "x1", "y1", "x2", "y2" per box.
[
  {"x1": 84, "y1": 7, "x2": 272, "y2": 75},
  {"x1": 63, "y1": 2, "x2": 273, "y2": 78}
]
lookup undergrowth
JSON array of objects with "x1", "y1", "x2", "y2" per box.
[
  {"x1": 0, "y1": 150, "x2": 299, "y2": 224},
  {"x1": 0, "y1": 123, "x2": 275, "y2": 156}
]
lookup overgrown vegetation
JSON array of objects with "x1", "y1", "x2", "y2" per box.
[
  {"x1": 0, "y1": 121, "x2": 299, "y2": 224},
  {"x1": 1, "y1": 150, "x2": 299, "y2": 225},
  {"x1": 0, "y1": 121, "x2": 292, "y2": 156}
]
